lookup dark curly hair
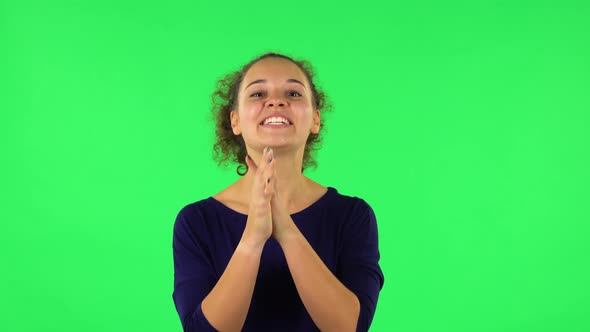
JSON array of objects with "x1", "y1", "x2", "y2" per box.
[{"x1": 210, "y1": 52, "x2": 333, "y2": 176}]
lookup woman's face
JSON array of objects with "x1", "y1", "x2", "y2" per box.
[{"x1": 231, "y1": 57, "x2": 320, "y2": 154}]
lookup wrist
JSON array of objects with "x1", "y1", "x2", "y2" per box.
[
  {"x1": 239, "y1": 228, "x2": 267, "y2": 253},
  {"x1": 274, "y1": 223, "x2": 298, "y2": 246}
]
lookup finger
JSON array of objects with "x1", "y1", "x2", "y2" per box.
[
  {"x1": 263, "y1": 146, "x2": 273, "y2": 166},
  {"x1": 271, "y1": 166, "x2": 279, "y2": 198},
  {"x1": 263, "y1": 160, "x2": 274, "y2": 188},
  {"x1": 263, "y1": 157, "x2": 275, "y2": 195},
  {"x1": 261, "y1": 147, "x2": 274, "y2": 180},
  {"x1": 264, "y1": 169, "x2": 274, "y2": 196}
]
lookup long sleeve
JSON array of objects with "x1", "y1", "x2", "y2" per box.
[
  {"x1": 172, "y1": 206, "x2": 218, "y2": 332},
  {"x1": 171, "y1": 188, "x2": 384, "y2": 331},
  {"x1": 336, "y1": 199, "x2": 385, "y2": 332}
]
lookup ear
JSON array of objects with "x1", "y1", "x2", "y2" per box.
[
  {"x1": 230, "y1": 110, "x2": 241, "y2": 135},
  {"x1": 310, "y1": 109, "x2": 321, "y2": 134}
]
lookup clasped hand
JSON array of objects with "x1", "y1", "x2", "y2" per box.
[{"x1": 244, "y1": 147, "x2": 294, "y2": 246}]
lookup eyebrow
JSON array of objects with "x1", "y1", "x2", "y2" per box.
[{"x1": 244, "y1": 79, "x2": 307, "y2": 90}]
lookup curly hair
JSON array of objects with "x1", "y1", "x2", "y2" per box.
[{"x1": 210, "y1": 52, "x2": 333, "y2": 176}]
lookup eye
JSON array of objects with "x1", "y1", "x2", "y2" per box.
[{"x1": 249, "y1": 90, "x2": 302, "y2": 98}]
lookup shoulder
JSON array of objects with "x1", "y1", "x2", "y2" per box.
[
  {"x1": 175, "y1": 198, "x2": 212, "y2": 222},
  {"x1": 315, "y1": 187, "x2": 379, "y2": 236},
  {"x1": 173, "y1": 192, "x2": 248, "y2": 238},
  {"x1": 326, "y1": 187, "x2": 375, "y2": 218},
  {"x1": 173, "y1": 198, "x2": 217, "y2": 237},
  {"x1": 332, "y1": 189, "x2": 381, "y2": 237}
]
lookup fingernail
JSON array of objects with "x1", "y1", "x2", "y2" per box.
[
  {"x1": 265, "y1": 146, "x2": 270, "y2": 153},
  {"x1": 267, "y1": 177, "x2": 270, "y2": 184},
  {"x1": 269, "y1": 156, "x2": 273, "y2": 163}
]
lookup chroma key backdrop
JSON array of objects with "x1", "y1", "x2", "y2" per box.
[{"x1": 1, "y1": 0, "x2": 589, "y2": 331}]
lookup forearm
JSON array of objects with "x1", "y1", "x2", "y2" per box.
[
  {"x1": 279, "y1": 224, "x2": 360, "y2": 332},
  {"x1": 201, "y1": 230, "x2": 264, "y2": 332}
]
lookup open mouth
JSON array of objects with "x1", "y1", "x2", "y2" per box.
[{"x1": 259, "y1": 116, "x2": 292, "y2": 127}]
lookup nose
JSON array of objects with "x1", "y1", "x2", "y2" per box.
[{"x1": 265, "y1": 96, "x2": 287, "y2": 108}]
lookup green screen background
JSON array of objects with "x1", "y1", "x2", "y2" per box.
[{"x1": 2, "y1": 0, "x2": 589, "y2": 331}]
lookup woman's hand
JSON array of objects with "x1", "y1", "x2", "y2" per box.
[
  {"x1": 268, "y1": 165, "x2": 295, "y2": 244},
  {"x1": 244, "y1": 147, "x2": 295, "y2": 245},
  {"x1": 242, "y1": 147, "x2": 275, "y2": 249}
]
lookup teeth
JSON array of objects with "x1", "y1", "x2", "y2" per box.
[{"x1": 263, "y1": 117, "x2": 290, "y2": 125}]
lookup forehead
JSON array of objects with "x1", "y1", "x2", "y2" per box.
[{"x1": 242, "y1": 58, "x2": 307, "y2": 88}]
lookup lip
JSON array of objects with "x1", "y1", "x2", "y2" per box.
[
  {"x1": 259, "y1": 112, "x2": 292, "y2": 125},
  {"x1": 260, "y1": 123, "x2": 292, "y2": 129}
]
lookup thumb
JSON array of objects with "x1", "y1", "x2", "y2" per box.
[{"x1": 245, "y1": 154, "x2": 257, "y2": 171}]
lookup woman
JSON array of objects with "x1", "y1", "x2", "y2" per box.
[{"x1": 172, "y1": 52, "x2": 384, "y2": 332}]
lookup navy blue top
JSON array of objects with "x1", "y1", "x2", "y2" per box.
[{"x1": 172, "y1": 187, "x2": 384, "y2": 331}]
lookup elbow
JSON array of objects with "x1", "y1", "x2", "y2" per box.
[
  {"x1": 323, "y1": 293, "x2": 360, "y2": 332},
  {"x1": 349, "y1": 294, "x2": 361, "y2": 332},
  {"x1": 350, "y1": 294, "x2": 382, "y2": 332},
  {"x1": 179, "y1": 305, "x2": 219, "y2": 332},
  {"x1": 340, "y1": 293, "x2": 361, "y2": 332}
]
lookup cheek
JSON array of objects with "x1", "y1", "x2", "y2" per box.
[
  {"x1": 241, "y1": 101, "x2": 264, "y2": 114},
  {"x1": 237, "y1": 110, "x2": 261, "y2": 128}
]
